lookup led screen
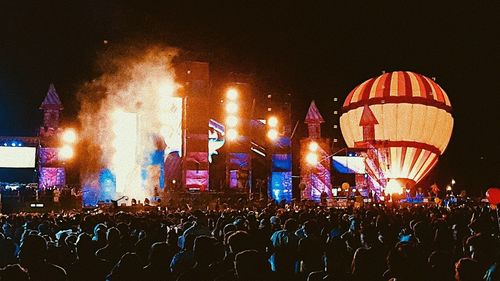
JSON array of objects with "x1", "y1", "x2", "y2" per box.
[
  {"x1": 0, "y1": 147, "x2": 36, "y2": 168},
  {"x1": 332, "y1": 156, "x2": 366, "y2": 174}
]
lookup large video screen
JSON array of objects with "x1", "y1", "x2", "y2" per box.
[
  {"x1": 332, "y1": 156, "x2": 366, "y2": 174},
  {"x1": 0, "y1": 147, "x2": 37, "y2": 168}
]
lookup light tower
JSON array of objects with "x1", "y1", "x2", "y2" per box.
[
  {"x1": 300, "y1": 101, "x2": 332, "y2": 202},
  {"x1": 38, "y1": 84, "x2": 66, "y2": 189}
]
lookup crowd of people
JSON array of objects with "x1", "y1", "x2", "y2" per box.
[{"x1": 0, "y1": 200, "x2": 498, "y2": 281}]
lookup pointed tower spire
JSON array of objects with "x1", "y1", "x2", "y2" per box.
[
  {"x1": 359, "y1": 104, "x2": 378, "y2": 142},
  {"x1": 40, "y1": 83, "x2": 63, "y2": 110},
  {"x1": 304, "y1": 100, "x2": 324, "y2": 138},
  {"x1": 40, "y1": 84, "x2": 63, "y2": 136}
]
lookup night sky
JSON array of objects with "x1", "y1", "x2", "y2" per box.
[{"x1": 0, "y1": 1, "x2": 498, "y2": 193}]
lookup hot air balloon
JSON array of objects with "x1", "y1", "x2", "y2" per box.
[{"x1": 340, "y1": 71, "x2": 453, "y2": 195}]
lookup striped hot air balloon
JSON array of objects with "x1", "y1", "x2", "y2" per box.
[{"x1": 340, "y1": 71, "x2": 453, "y2": 191}]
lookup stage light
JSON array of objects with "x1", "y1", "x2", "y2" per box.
[
  {"x1": 11, "y1": 142, "x2": 16, "y2": 147},
  {"x1": 267, "y1": 128, "x2": 278, "y2": 141},
  {"x1": 226, "y1": 116, "x2": 238, "y2": 127},
  {"x1": 158, "y1": 80, "x2": 175, "y2": 95},
  {"x1": 226, "y1": 129, "x2": 238, "y2": 141},
  {"x1": 305, "y1": 152, "x2": 318, "y2": 166},
  {"x1": 62, "y1": 128, "x2": 77, "y2": 144},
  {"x1": 59, "y1": 145, "x2": 74, "y2": 160},
  {"x1": 385, "y1": 179, "x2": 403, "y2": 195},
  {"x1": 226, "y1": 88, "x2": 238, "y2": 101},
  {"x1": 308, "y1": 141, "x2": 319, "y2": 152},
  {"x1": 225, "y1": 102, "x2": 238, "y2": 114},
  {"x1": 267, "y1": 116, "x2": 278, "y2": 127},
  {"x1": 446, "y1": 185, "x2": 452, "y2": 191}
]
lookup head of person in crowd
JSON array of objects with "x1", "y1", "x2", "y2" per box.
[
  {"x1": 234, "y1": 250, "x2": 271, "y2": 281},
  {"x1": 107, "y1": 252, "x2": 142, "y2": 281},
  {"x1": 303, "y1": 220, "x2": 320, "y2": 238},
  {"x1": 193, "y1": 236, "x2": 218, "y2": 267},
  {"x1": 227, "y1": 231, "x2": 250, "y2": 254},
  {"x1": 0, "y1": 264, "x2": 29, "y2": 281},
  {"x1": 93, "y1": 223, "x2": 107, "y2": 242},
  {"x1": 428, "y1": 250, "x2": 454, "y2": 281},
  {"x1": 193, "y1": 210, "x2": 208, "y2": 226},
  {"x1": 18, "y1": 234, "x2": 47, "y2": 267},
  {"x1": 106, "y1": 227, "x2": 121, "y2": 247},
  {"x1": 465, "y1": 233, "x2": 496, "y2": 268},
  {"x1": 75, "y1": 233, "x2": 94, "y2": 260},
  {"x1": 148, "y1": 242, "x2": 170, "y2": 267},
  {"x1": 454, "y1": 258, "x2": 483, "y2": 281},
  {"x1": 283, "y1": 218, "x2": 299, "y2": 233}
]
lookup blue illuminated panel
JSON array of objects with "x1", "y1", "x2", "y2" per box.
[{"x1": 270, "y1": 172, "x2": 292, "y2": 203}]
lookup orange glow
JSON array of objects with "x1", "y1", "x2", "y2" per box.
[
  {"x1": 62, "y1": 128, "x2": 77, "y2": 144},
  {"x1": 267, "y1": 128, "x2": 278, "y2": 140},
  {"x1": 267, "y1": 116, "x2": 278, "y2": 127},
  {"x1": 306, "y1": 152, "x2": 318, "y2": 166},
  {"x1": 225, "y1": 102, "x2": 238, "y2": 114},
  {"x1": 226, "y1": 88, "x2": 238, "y2": 100},
  {"x1": 308, "y1": 141, "x2": 319, "y2": 152},
  {"x1": 59, "y1": 145, "x2": 74, "y2": 160},
  {"x1": 226, "y1": 129, "x2": 238, "y2": 141},
  {"x1": 385, "y1": 179, "x2": 403, "y2": 195},
  {"x1": 226, "y1": 116, "x2": 238, "y2": 128}
]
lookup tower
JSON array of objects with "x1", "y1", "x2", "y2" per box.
[
  {"x1": 174, "y1": 61, "x2": 210, "y2": 191},
  {"x1": 38, "y1": 84, "x2": 66, "y2": 189},
  {"x1": 300, "y1": 101, "x2": 332, "y2": 202},
  {"x1": 304, "y1": 101, "x2": 324, "y2": 139},
  {"x1": 39, "y1": 83, "x2": 63, "y2": 137}
]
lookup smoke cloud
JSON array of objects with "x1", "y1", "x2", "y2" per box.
[{"x1": 77, "y1": 45, "x2": 180, "y2": 202}]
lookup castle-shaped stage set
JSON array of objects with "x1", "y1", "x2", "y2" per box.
[{"x1": 0, "y1": 84, "x2": 68, "y2": 189}]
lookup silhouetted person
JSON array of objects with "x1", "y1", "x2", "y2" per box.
[
  {"x1": 177, "y1": 236, "x2": 219, "y2": 281},
  {"x1": 269, "y1": 218, "x2": 299, "y2": 279},
  {"x1": 454, "y1": 258, "x2": 483, "y2": 281},
  {"x1": 427, "y1": 250, "x2": 455, "y2": 281},
  {"x1": 170, "y1": 233, "x2": 196, "y2": 277},
  {"x1": 308, "y1": 237, "x2": 349, "y2": 281},
  {"x1": 351, "y1": 225, "x2": 385, "y2": 281},
  {"x1": 466, "y1": 233, "x2": 496, "y2": 272},
  {"x1": 0, "y1": 264, "x2": 29, "y2": 281},
  {"x1": 68, "y1": 233, "x2": 110, "y2": 281},
  {"x1": 18, "y1": 234, "x2": 66, "y2": 281},
  {"x1": 383, "y1": 242, "x2": 422, "y2": 281},
  {"x1": 142, "y1": 242, "x2": 173, "y2": 281},
  {"x1": 234, "y1": 250, "x2": 273, "y2": 281},
  {"x1": 106, "y1": 252, "x2": 142, "y2": 281},
  {"x1": 298, "y1": 220, "x2": 323, "y2": 276},
  {"x1": 96, "y1": 227, "x2": 123, "y2": 265}
]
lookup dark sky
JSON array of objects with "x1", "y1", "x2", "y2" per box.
[{"x1": 0, "y1": 1, "x2": 499, "y2": 192}]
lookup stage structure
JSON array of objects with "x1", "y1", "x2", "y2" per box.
[
  {"x1": 175, "y1": 61, "x2": 210, "y2": 191},
  {"x1": 340, "y1": 71, "x2": 453, "y2": 198},
  {"x1": 300, "y1": 101, "x2": 332, "y2": 201},
  {"x1": 223, "y1": 81, "x2": 253, "y2": 190},
  {"x1": 38, "y1": 84, "x2": 66, "y2": 188}
]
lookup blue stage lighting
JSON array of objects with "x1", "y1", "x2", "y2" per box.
[
  {"x1": 3, "y1": 143, "x2": 7, "y2": 146},
  {"x1": 11, "y1": 142, "x2": 16, "y2": 147}
]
